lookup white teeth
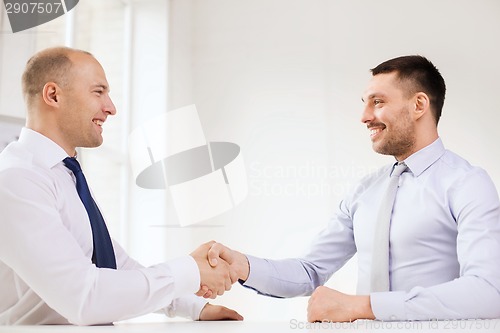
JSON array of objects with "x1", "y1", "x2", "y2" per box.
[{"x1": 93, "y1": 119, "x2": 103, "y2": 126}]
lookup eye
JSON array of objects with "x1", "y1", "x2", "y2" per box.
[
  {"x1": 373, "y1": 99, "x2": 383, "y2": 106},
  {"x1": 94, "y1": 90, "x2": 103, "y2": 96}
]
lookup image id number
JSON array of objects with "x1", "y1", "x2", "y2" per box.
[{"x1": 5, "y1": 2, "x2": 64, "y2": 14}]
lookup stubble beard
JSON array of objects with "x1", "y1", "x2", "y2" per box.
[{"x1": 372, "y1": 111, "x2": 416, "y2": 158}]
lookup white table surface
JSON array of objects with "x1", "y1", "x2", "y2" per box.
[{"x1": 0, "y1": 320, "x2": 499, "y2": 333}]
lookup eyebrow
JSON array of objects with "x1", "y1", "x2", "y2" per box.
[
  {"x1": 92, "y1": 84, "x2": 109, "y2": 92},
  {"x1": 361, "y1": 93, "x2": 386, "y2": 103}
]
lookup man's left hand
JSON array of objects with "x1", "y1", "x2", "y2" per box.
[
  {"x1": 307, "y1": 286, "x2": 375, "y2": 322},
  {"x1": 199, "y1": 303, "x2": 244, "y2": 321}
]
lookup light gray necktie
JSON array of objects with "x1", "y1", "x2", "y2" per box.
[{"x1": 370, "y1": 162, "x2": 408, "y2": 292}]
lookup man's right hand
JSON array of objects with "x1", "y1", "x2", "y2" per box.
[
  {"x1": 207, "y1": 242, "x2": 250, "y2": 281},
  {"x1": 190, "y1": 241, "x2": 235, "y2": 299}
]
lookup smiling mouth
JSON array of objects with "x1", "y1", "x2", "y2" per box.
[
  {"x1": 368, "y1": 125, "x2": 386, "y2": 139},
  {"x1": 93, "y1": 119, "x2": 104, "y2": 127}
]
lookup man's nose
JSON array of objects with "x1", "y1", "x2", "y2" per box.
[
  {"x1": 360, "y1": 104, "x2": 373, "y2": 124},
  {"x1": 103, "y1": 95, "x2": 117, "y2": 116}
]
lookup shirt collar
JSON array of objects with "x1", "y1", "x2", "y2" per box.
[
  {"x1": 18, "y1": 127, "x2": 70, "y2": 169},
  {"x1": 401, "y1": 138, "x2": 445, "y2": 177}
]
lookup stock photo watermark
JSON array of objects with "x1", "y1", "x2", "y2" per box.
[
  {"x1": 3, "y1": 0, "x2": 79, "y2": 33},
  {"x1": 289, "y1": 318, "x2": 499, "y2": 331},
  {"x1": 248, "y1": 160, "x2": 377, "y2": 198}
]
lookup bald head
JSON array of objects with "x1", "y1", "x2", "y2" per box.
[
  {"x1": 21, "y1": 47, "x2": 92, "y2": 110},
  {"x1": 21, "y1": 46, "x2": 116, "y2": 156}
]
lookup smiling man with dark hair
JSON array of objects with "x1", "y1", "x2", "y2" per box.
[{"x1": 206, "y1": 55, "x2": 500, "y2": 322}]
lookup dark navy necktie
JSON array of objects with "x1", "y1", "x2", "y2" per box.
[{"x1": 63, "y1": 157, "x2": 117, "y2": 269}]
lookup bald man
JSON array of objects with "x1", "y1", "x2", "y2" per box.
[{"x1": 0, "y1": 47, "x2": 241, "y2": 325}]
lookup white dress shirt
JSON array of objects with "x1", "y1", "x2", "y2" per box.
[
  {"x1": 0, "y1": 128, "x2": 206, "y2": 325},
  {"x1": 243, "y1": 138, "x2": 500, "y2": 320}
]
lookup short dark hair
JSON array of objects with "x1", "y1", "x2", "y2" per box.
[
  {"x1": 371, "y1": 55, "x2": 446, "y2": 124},
  {"x1": 22, "y1": 47, "x2": 92, "y2": 108}
]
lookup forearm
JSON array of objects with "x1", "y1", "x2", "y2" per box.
[
  {"x1": 1, "y1": 215, "x2": 199, "y2": 325},
  {"x1": 32, "y1": 257, "x2": 199, "y2": 325},
  {"x1": 242, "y1": 255, "x2": 324, "y2": 297},
  {"x1": 371, "y1": 276, "x2": 500, "y2": 321}
]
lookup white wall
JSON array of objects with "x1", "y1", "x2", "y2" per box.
[
  {"x1": 0, "y1": 6, "x2": 34, "y2": 119},
  {"x1": 166, "y1": 0, "x2": 500, "y2": 321}
]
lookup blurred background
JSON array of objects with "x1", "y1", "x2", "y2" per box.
[{"x1": 1, "y1": 0, "x2": 499, "y2": 322}]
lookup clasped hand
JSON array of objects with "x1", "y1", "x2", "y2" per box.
[{"x1": 190, "y1": 241, "x2": 248, "y2": 299}]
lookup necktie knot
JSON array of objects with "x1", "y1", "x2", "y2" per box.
[
  {"x1": 63, "y1": 157, "x2": 82, "y2": 174},
  {"x1": 391, "y1": 162, "x2": 408, "y2": 178}
]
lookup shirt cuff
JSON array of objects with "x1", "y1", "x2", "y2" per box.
[
  {"x1": 240, "y1": 254, "x2": 264, "y2": 288},
  {"x1": 370, "y1": 291, "x2": 407, "y2": 321},
  {"x1": 165, "y1": 255, "x2": 200, "y2": 299},
  {"x1": 163, "y1": 294, "x2": 207, "y2": 320},
  {"x1": 238, "y1": 255, "x2": 284, "y2": 297}
]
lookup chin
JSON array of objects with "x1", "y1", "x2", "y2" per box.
[
  {"x1": 372, "y1": 144, "x2": 393, "y2": 156},
  {"x1": 82, "y1": 140, "x2": 103, "y2": 148}
]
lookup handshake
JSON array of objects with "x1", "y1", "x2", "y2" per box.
[
  {"x1": 189, "y1": 241, "x2": 375, "y2": 323},
  {"x1": 190, "y1": 241, "x2": 248, "y2": 299}
]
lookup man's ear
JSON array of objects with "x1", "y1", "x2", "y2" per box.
[
  {"x1": 41, "y1": 82, "x2": 61, "y2": 107},
  {"x1": 413, "y1": 92, "x2": 430, "y2": 120}
]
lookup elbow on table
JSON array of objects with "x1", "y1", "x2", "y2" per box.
[
  {"x1": 61, "y1": 308, "x2": 106, "y2": 326},
  {"x1": 65, "y1": 312, "x2": 113, "y2": 326},
  {"x1": 58, "y1": 301, "x2": 115, "y2": 326}
]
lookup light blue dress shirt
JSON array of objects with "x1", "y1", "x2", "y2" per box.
[{"x1": 243, "y1": 138, "x2": 500, "y2": 320}]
